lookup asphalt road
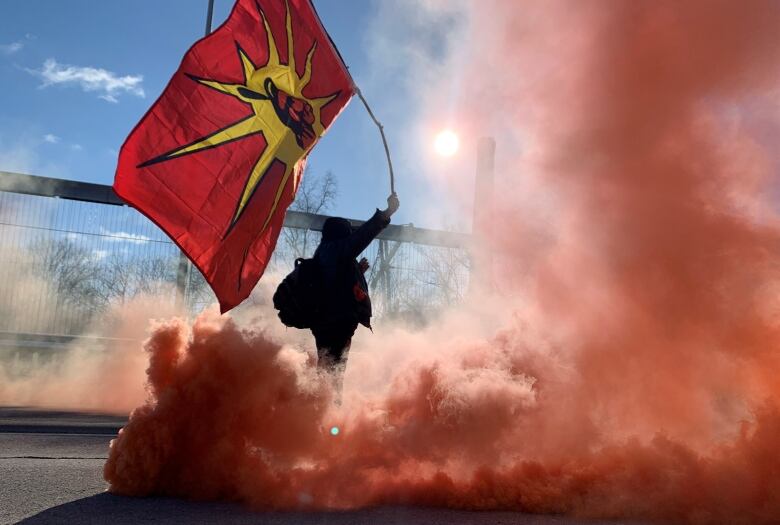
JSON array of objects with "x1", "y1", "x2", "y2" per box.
[{"x1": 0, "y1": 408, "x2": 651, "y2": 525}]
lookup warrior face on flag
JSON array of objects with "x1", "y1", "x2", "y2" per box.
[{"x1": 114, "y1": 0, "x2": 355, "y2": 312}]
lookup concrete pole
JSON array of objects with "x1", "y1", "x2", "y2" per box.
[
  {"x1": 470, "y1": 137, "x2": 496, "y2": 292},
  {"x1": 175, "y1": 253, "x2": 191, "y2": 311},
  {"x1": 473, "y1": 137, "x2": 496, "y2": 237}
]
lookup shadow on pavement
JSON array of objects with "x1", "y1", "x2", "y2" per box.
[
  {"x1": 18, "y1": 492, "x2": 640, "y2": 525},
  {"x1": 0, "y1": 407, "x2": 126, "y2": 435}
]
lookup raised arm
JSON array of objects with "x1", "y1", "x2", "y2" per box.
[{"x1": 345, "y1": 193, "x2": 400, "y2": 259}]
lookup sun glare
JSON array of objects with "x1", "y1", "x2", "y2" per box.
[{"x1": 434, "y1": 129, "x2": 459, "y2": 157}]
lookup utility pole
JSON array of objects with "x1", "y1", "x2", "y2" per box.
[
  {"x1": 470, "y1": 136, "x2": 495, "y2": 293},
  {"x1": 175, "y1": 0, "x2": 216, "y2": 310}
]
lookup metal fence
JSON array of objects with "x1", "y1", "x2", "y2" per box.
[{"x1": 0, "y1": 171, "x2": 470, "y2": 339}]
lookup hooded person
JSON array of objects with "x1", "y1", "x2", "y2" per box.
[{"x1": 312, "y1": 193, "x2": 400, "y2": 393}]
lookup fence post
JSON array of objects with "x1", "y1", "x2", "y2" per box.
[
  {"x1": 175, "y1": 251, "x2": 191, "y2": 311},
  {"x1": 0, "y1": 171, "x2": 474, "y2": 326},
  {"x1": 175, "y1": 0, "x2": 215, "y2": 311}
]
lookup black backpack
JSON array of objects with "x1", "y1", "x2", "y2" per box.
[{"x1": 272, "y1": 257, "x2": 323, "y2": 329}]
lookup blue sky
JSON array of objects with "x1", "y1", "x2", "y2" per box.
[{"x1": 0, "y1": 0, "x2": 475, "y2": 230}]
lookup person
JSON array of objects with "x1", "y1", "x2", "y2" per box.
[{"x1": 312, "y1": 193, "x2": 400, "y2": 394}]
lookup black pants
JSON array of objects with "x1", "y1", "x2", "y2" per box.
[
  {"x1": 312, "y1": 321, "x2": 357, "y2": 405},
  {"x1": 312, "y1": 320, "x2": 358, "y2": 369},
  {"x1": 312, "y1": 321, "x2": 358, "y2": 400}
]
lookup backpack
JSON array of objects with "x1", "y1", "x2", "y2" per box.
[{"x1": 272, "y1": 257, "x2": 323, "y2": 329}]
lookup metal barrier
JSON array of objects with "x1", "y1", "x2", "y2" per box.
[{"x1": 0, "y1": 171, "x2": 470, "y2": 338}]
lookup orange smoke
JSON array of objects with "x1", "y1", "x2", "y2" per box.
[
  {"x1": 105, "y1": 306, "x2": 780, "y2": 522},
  {"x1": 0, "y1": 294, "x2": 173, "y2": 413},
  {"x1": 105, "y1": 1, "x2": 780, "y2": 523}
]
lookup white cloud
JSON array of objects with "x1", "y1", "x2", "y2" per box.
[
  {"x1": 28, "y1": 58, "x2": 145, "y2": 103},
  {"x1": 70, "y1": 144, "x2": 83, "y2": 151},
  {"x1": 0, "y1": 41, "x2": 23, "y2": 55},
  {"x1": 43, "y1": 133, "x2": 60, "y2": 144},
  {"x1": 92, "y1": 249, "x2": 110, "y2": 261},
  {"x1": 100, "y1": 228, "x2": 152, "y2": 244}
]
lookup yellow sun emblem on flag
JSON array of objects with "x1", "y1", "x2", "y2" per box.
[{"x1": 140, "y1": 0, "x2": 338, "y2": 235}]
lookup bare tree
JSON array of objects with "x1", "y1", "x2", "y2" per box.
[
  {"x1": 282, "y1": 167, "x2": 337, "y2": 259},
  {"x1": 370, "y1": 243, "x2": 470, "y2": 326},
  {"x1": 24, "y1": 237, "x2": 106, "y2": 333},
  {"x1": 415, "y1": 245, "x2": 471, "y2": 307},
  {"x1": 95, "y1": 253, "x2": 178, "y2": 306},
  {"x1": 29, "y1": 237, "x2": 103, "y2": 310},
  {"x1": 25, "y1": 236, "x2": 182, "y2": 332}
]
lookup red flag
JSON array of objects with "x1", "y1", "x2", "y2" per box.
[{"x1": 114, "y1": 0, "x2": 354, "y2": 312}]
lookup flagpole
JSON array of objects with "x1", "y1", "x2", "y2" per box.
[
  {"x1": 355, "y1": 87, "x2": 395, "y2": 196},
  {"x1": 205, "y1": 0, "x2": 215, "y2": 35}
]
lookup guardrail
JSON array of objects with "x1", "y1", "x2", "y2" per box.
[
  {"x1": 0, "y1": 171, "x2": 471, "y2": 341},
  {"x1": 0, "y1": 171, "x2": 470, "y2": 248}
]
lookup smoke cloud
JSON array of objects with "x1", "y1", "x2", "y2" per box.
[
  {"x1": 0, "y1": 290, "x2": 176, "y2": 414},
  {"x1": 14, "y1": 0, "x2": 775, "y2": 522}
]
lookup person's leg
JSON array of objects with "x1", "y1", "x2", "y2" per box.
[
  {"x1": 313, "y1": 323, "x2": 356, "y2": 401},
  {"x1": 314, "y1": 330, "x2": 341, "y2": 370},
  {"x1": 319, "y1": 338, "x2": 351, "y2": 399}
]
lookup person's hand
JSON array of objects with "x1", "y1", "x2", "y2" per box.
[
  {"x1": 358, "y1": 257, "x2": 370, "y2": 274},
  {"x1": 384, "y1": 193, "x2": 400, "y2": 217}
]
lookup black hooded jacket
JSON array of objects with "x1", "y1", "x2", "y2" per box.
[{"x1": 313, "y1": 210, "x2": 391, "y2": 329}]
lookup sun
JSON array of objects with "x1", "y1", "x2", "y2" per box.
[
  {"x1": 139, "y1": 0, "x2": 338, "y2": 236},
  {"x1": 434, "y1": 129, "x2": 459, "y2": 157}
]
